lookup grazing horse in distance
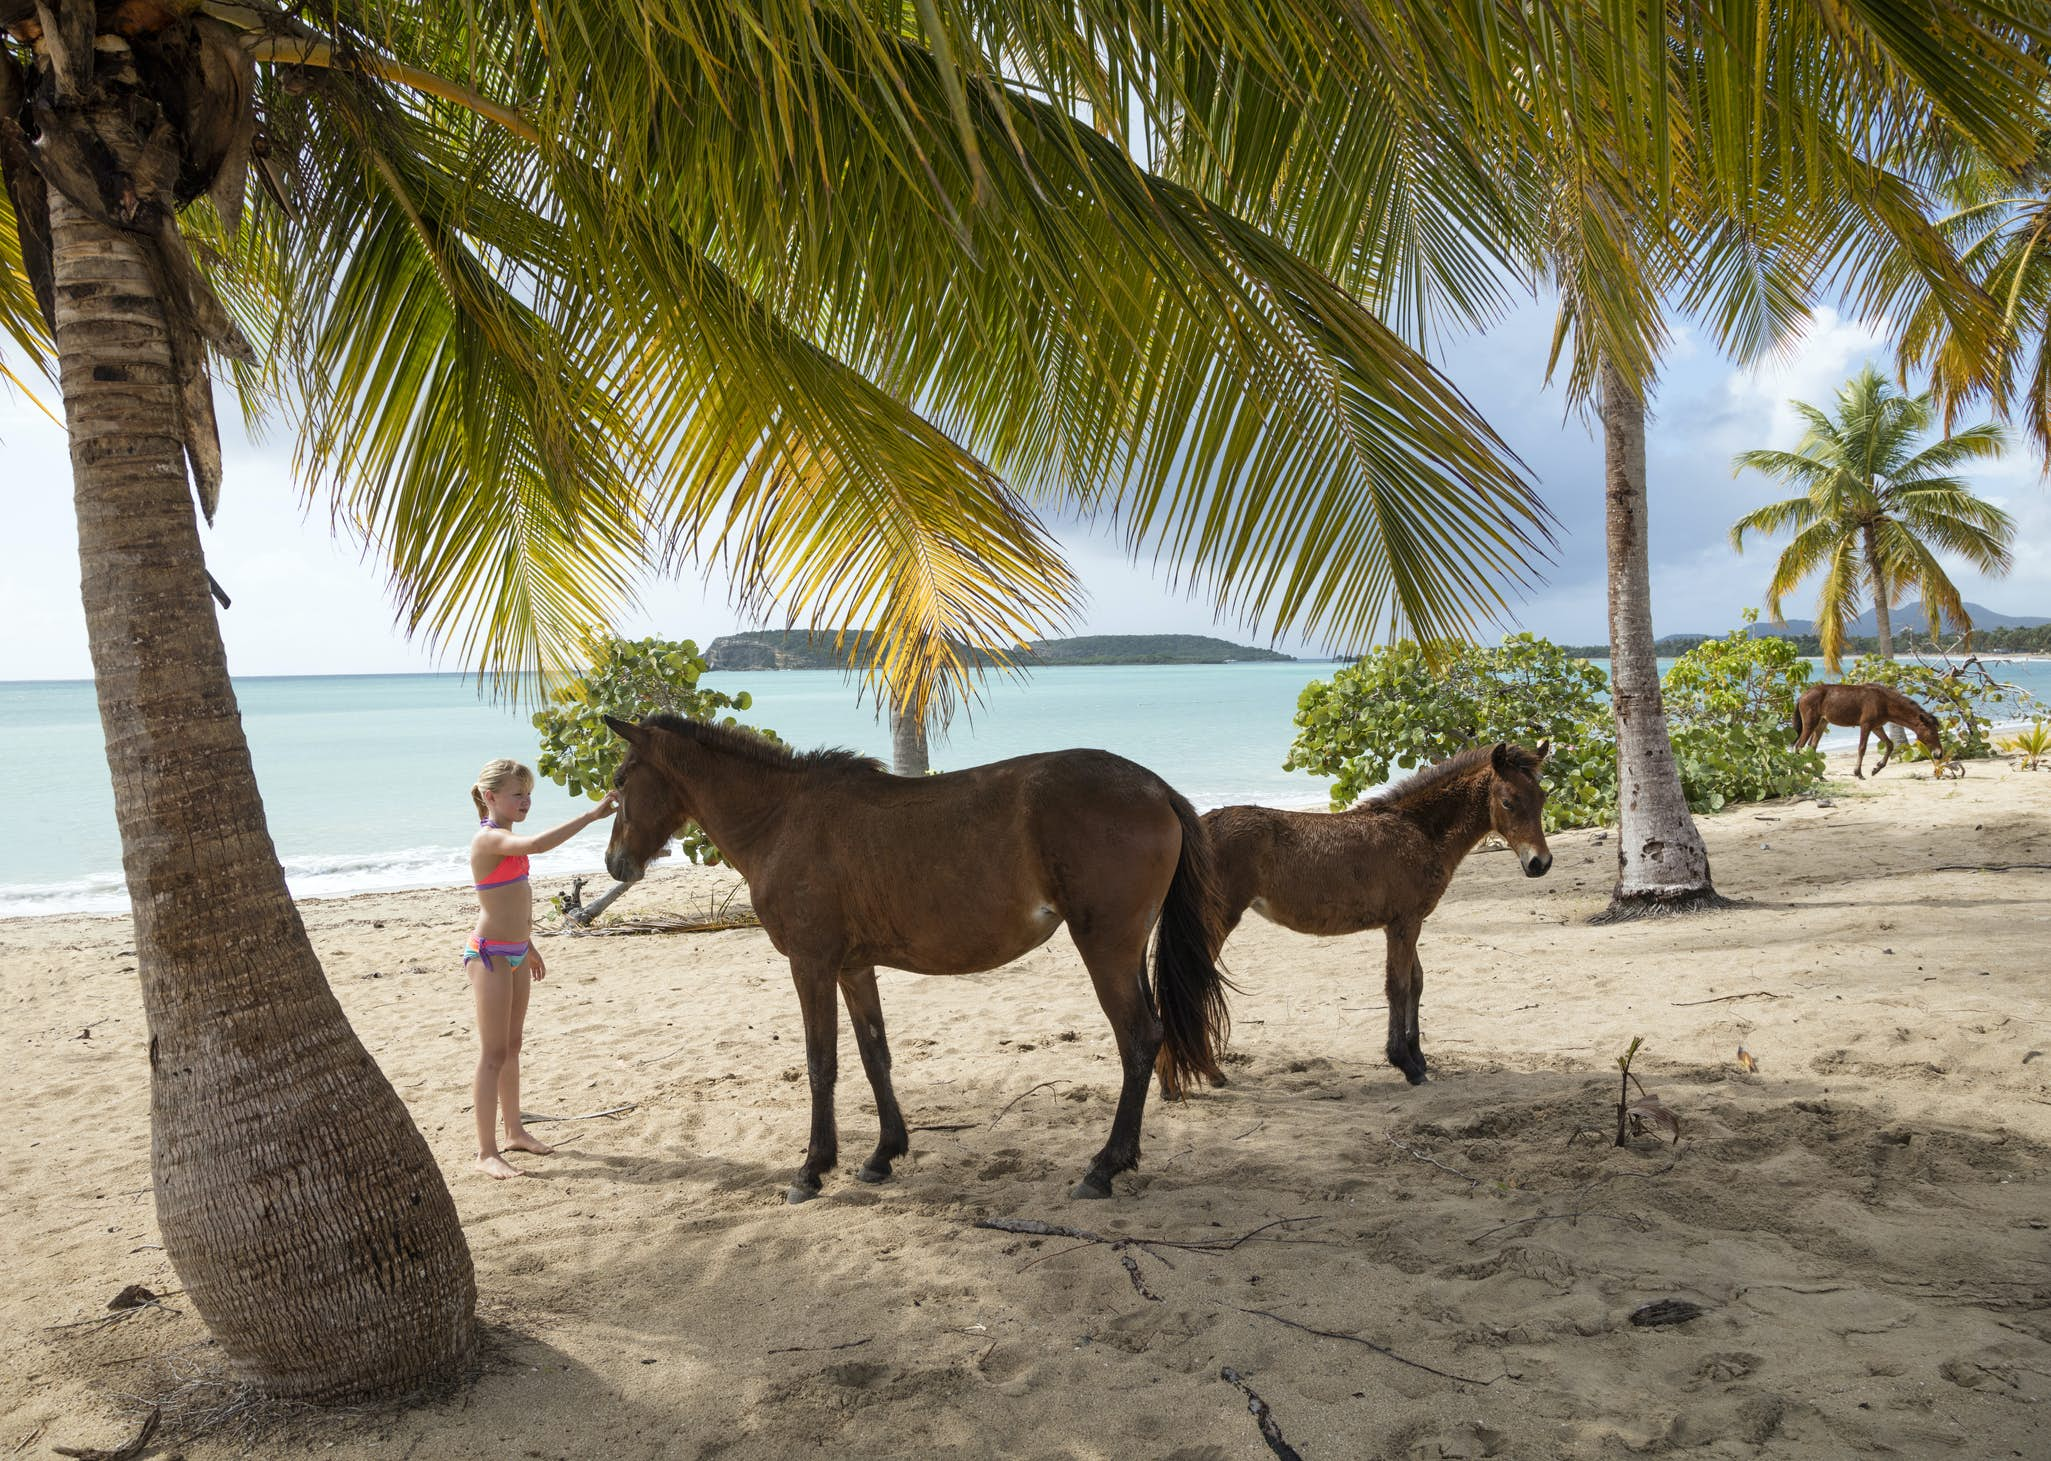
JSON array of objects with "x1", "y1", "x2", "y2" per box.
[
  {"x1": 601, "y1": 714, "x2": 1231, "y2": 1203},
  {"x1": 1792, "y1": 682, "x2": 1945, "y2": 778},
  {"x1": 1202, "y1": 742, "x2": 1553, "y2": 1086}
]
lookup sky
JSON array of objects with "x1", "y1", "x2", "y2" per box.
[{"x1": 4, "y1": 293, "x2": 2047, "y2": 682}]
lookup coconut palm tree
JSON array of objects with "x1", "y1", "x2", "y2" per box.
[
  {"x1": 1731, "y1": 367, "x2": 2013, "y2": 670},
  {"x1": 1882, "y1": 131, "x2": 2051, "y2": 472},
  {"x1": 0, "y1": 0, "x2": 1564, "y2": 1400},
  {"x1": 1145, "y1": 4, "x2": 2044, "y2": 917}
]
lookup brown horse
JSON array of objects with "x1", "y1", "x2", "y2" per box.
[
  {"x1": 601, "y1": 714, "x2": 1230, "y2": 1203},
  {"x1": 1792, "y1": 683, "x2": 1944, "y2": 778},
  {"x1": 1202, "y1": 742, "x2": 1552, "y2": 1086}
]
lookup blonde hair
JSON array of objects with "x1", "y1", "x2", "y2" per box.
[{"x1": 471, "y1": 758, "x2": 535, "y2": 820}]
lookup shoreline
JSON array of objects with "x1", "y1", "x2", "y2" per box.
[{"x1": 4, "y1": 739, "x2": 2037, "y2": 921}]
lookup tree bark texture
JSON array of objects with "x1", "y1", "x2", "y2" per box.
[
  {"x1": 1595, "y1": 360, "x2": 1724, "y2": 920},
  {"x1": 1863, "y1": 521, "x2": 1893, "y2": 661},
  {"x1": 890, "y1": 697, "x2": 930, "y2": 776},
  {"x1": 52, "y1": 189, "x2": 477, "y2": 1399}
]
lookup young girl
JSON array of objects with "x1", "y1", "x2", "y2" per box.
[{"x1": 466, "y1": 758, "x2": 617, "y2": 1179}]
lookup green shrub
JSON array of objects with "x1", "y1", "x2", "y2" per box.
[
  {"x1": 1284, "y1": 628, "x2": 1830, "y2": 829},
  {"x1": 1661, "y1": 625, "x2": 1824, "y2": 810},
  {"x1": 532, "y1": 634, "x2": 776, "y2": 866},
  {"x1": 1283, "y1": 634, "x2": 1616, "y2": 830}
]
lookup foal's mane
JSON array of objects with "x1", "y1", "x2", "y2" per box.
[
  {"x1": 642, "y1": 712, "x2": 886, "y2": 775},
  {"x1": 1364, "y1": 743, "x2": 1539, "y2": 811}
]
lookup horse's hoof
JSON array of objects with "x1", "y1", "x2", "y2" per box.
[
  {"x1": 1207, "y1": 1070, "x2": 1232, "y2": 1088},
  {"x1": 1404, "y1": 1068, "x2": 1429, "y2": 1086},
  {"x1": 1070, "y1": 1177, "x2": 1114, "y2": 1200},
  {"x1": 785, "y1": 1182, "x2": 822, "y2": 1205},
  {"x1": 855, "y1": 1164, "x2": 891, "y2": 1184}
]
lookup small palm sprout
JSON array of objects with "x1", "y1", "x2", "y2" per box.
[{"x1": 2000, "y1": 720, "x2": 2051, "y2": 770}]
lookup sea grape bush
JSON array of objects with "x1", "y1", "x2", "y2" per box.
[
  {"x1": 532, "y1": 634, "x2": 777, "y2": 865},
  {"x1": 1660, "y1": 623, "x2": 1823, "y2": 810},
  {"x1": 1283, "y1": 634, "x2": 1616, "y2": 829},
  {"x1": 1285, "y1": 627, "x2": 1830, "y2": 830}
]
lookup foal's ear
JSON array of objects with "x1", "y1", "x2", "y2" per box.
[
  {"x1": 602, "y1": 714, "x2": 644, "y2": 744},
  {"x1": 1535, "y1": 739, "x2": 1552, "y2": 762},
  {"x1": 1490, "y1": 740, "x2": 1510, "y2": 774}
]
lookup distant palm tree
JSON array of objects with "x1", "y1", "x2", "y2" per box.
[{"x1": 1731, "y1": 367, "x2": 2013, "y2": 671}]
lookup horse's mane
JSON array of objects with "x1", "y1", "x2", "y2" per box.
[
  {"x1": 1363, "y1": 743, "x2": 1540, "y2": 811},
  {"x1": 642, "y1": 712, "x2": 886, "y2": 775}
]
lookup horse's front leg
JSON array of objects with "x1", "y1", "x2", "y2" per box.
[
  {"x1": 838, "y1": 966, "x2": 909, "y2": 1184},
  {"x1": 786, "y1": 958, "x2": 842, "y2": 1203},
  {"x1": 1383, "y1": 920, "x2": 1426, "y2": 1084},
  {"x1": 1873, "y1": 725, "x2": 1896, "y2": 773}
]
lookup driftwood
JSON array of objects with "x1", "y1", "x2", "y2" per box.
[
  {"x1": 1220, "y1": 1368, "x2": 1303, "y2": 1461},
  {"x1": 974, "y1": 1215, "x2": 1324, "y2": 1257},
  {"x1": 989, "y1": 1080, "x2": 1066, "y2": 1125},
  {"x1": 549, "y1": 881, "x2": 757, "y2": 937},
  {"x1": 519, "y1": 1103, "x2": 636, "y2": 1124},
  {"x1": 1670, "y1": 991, "x2": 1788, "y2": 1007},
  {"x1": 53, "y1": 1407, "x2": 158, "y2": 1461},
  {"x1": 1228, "y1": 1306, "x2": 1504, "y2": 1386},
  {"x1": 767, "y1": 1337, "x2": 871, "y2": 1356}
]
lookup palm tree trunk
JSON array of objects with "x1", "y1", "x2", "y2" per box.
[
  {"x1": 1863, "y1": 522, "x2": 1894, "y2": 661},
  {"x1": 51, "y1": 189, "x2": 476, "y2": 1399},
  {"x1": 889, "y1": 695, "x2": 930, "y2": 776},
  {"x1": 1594, "y1": 360, "x2": 1725, "y2": 920}
]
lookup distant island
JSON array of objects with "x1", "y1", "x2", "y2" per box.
[
  {"x1": 1559, "y1": 600, "x2": 2051, "y2": 659},
  {"x1": 704, "y1": 631, "x2": 1294, "y2": 671}
]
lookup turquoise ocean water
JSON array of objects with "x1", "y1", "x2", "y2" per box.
[{"x1": 7, "y1": 658, "x2": 2048, "y2": 917}]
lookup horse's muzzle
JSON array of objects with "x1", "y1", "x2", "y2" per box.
[
  {"x1": 1520, "y1": 850, "x2": 1553, "y2": 878},
  {"x1": 605, "y1": 851, "x2": 644, "y2": 885}
]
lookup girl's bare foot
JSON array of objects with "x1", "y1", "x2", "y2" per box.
[
  {"x1": 502, "y1": 1130, "x2": 554, "y2": 1156},
  {"x1": 477, "y1": 1153, "x2": 522, "y2": 1179}
]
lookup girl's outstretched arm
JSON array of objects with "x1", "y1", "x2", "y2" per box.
[{"x1": 478, "y1": 792, "x2": 618, "y2": 857}]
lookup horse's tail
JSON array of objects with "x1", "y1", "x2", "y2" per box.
[
  {"x1": 1791, "y1": 693, "x2": 1809, "y2": 745},
  {"x1": 1151, "y1": 790, "x2": 1233, "y2": 1100}
]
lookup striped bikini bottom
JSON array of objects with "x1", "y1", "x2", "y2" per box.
[{"x1": 463, "y1": 933, "x2": 530, "y2": 972}]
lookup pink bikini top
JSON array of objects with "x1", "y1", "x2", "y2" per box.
[{"x1": 475, "y1": 820, "x2": 530, "y2": 890}]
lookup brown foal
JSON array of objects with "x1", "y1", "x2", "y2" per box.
[
  {"x1": 1792, "y1": 683, "x2": 1944, "y2": 777},
  {"x1": 601, "y1": 715, "x2": 1230, "y2": 1203},
  {"x1": 1203, "y1": 742, "x2": 1553, "y2": 1086}
]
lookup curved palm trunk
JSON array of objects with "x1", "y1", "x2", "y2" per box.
[
  {"x1": 889, "y1": 696, "x2": 930, "y2": 776},
  {"x1": 1594, "y1": 361, "x2": 1725, "y2": 920},
  {"x1": 1863, "y1": 522, "x2": 1894, "y2": 661},
  {"x1": 51, "y1": 190, "x2": 476, "y2": 1399}
]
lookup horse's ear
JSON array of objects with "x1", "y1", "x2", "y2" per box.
[
  {"x1": 603, "y1": 714, "x2": 644, "y2": 744},
  {"x1": 1490, "y1": 741, "x2": 1510, "y2": 774},
  {"x1": 1535, "y1": 739, "x2": 1552, "y2": 762}
]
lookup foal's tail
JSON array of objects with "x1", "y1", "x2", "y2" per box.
[{"x1": 1152, "y1": 790, "x2": 1233, "y2": 1100}]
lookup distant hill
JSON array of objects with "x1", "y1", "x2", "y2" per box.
[
  {"x1": 703, "y1": 631, "x2": 1293, "y2": 671},
  {"x1": 1027, "y1": 634, "x2": 1293, "y2": 665},
  {"x1": 1560, "y1": 633, "x2": 1710, "y2": 658},
  {"x1": 1747, "y1": 600, "x2": 2051, "y2": 637}
]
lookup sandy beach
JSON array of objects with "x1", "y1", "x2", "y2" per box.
[{"x1": 5, "y1": 751, "x2": 2048, "y2": 1460}]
